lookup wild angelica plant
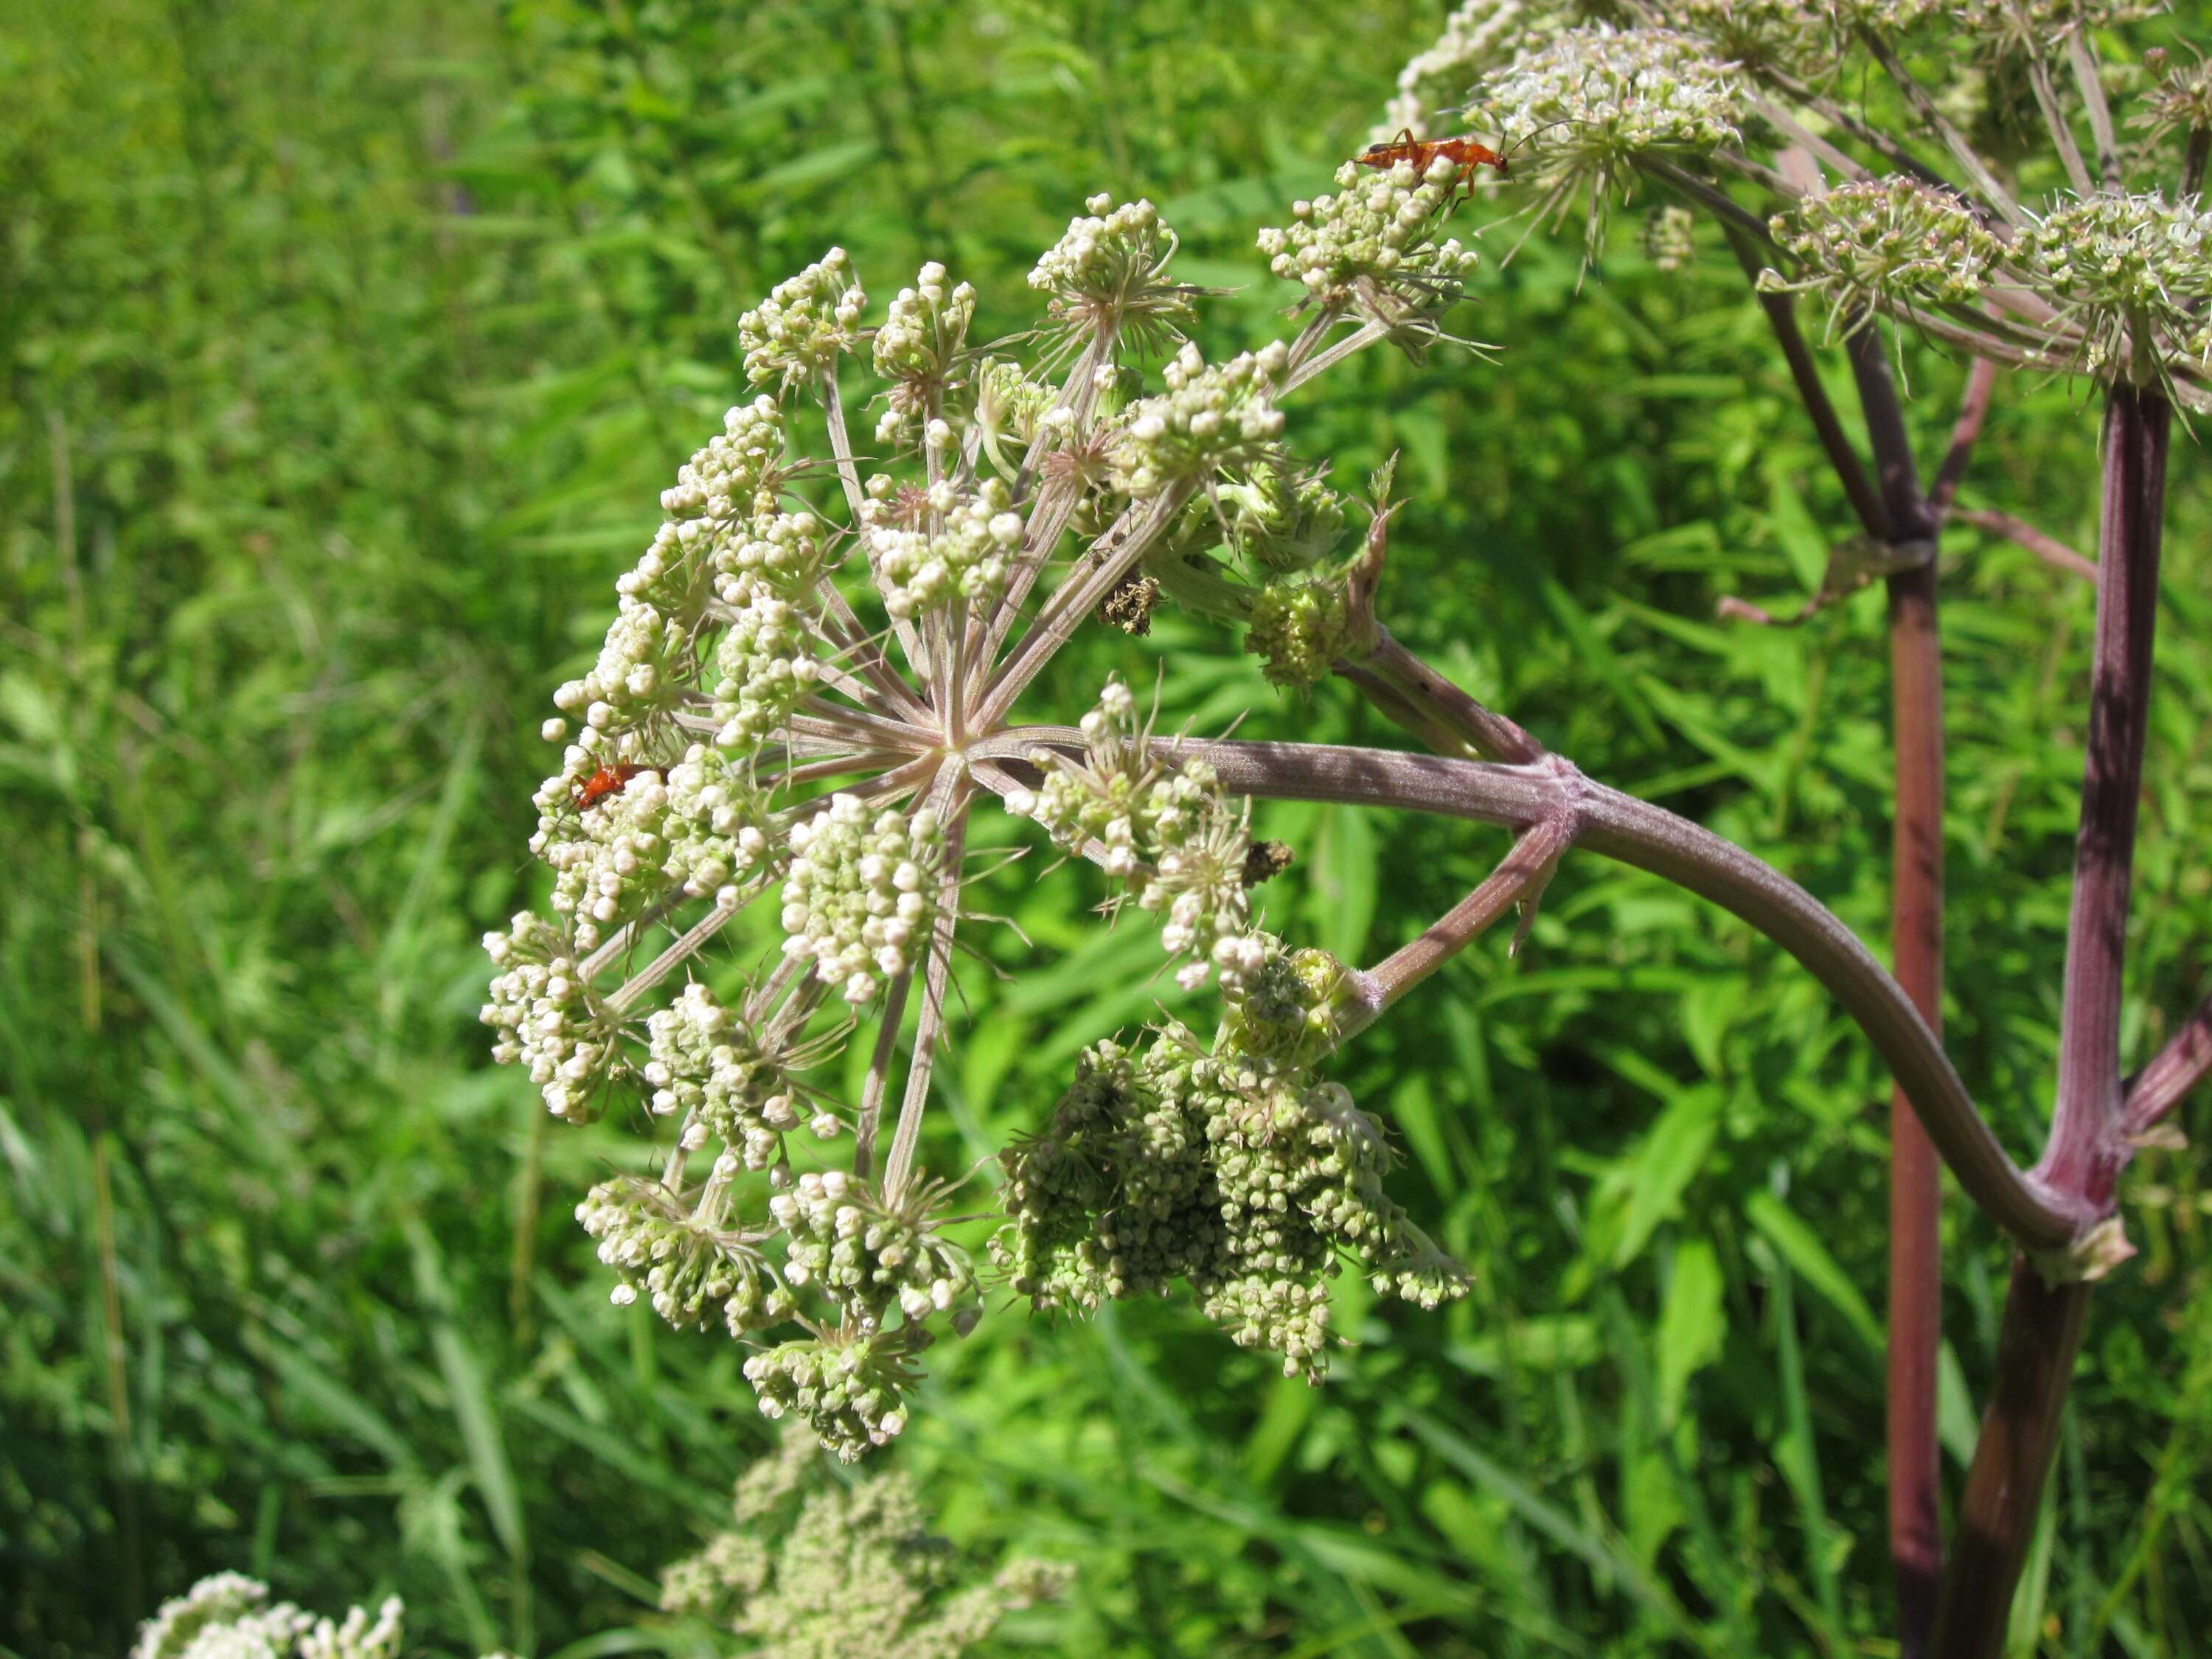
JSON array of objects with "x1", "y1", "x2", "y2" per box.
[{"x1": 486, "y1": 4, "x2": 2212, "y2": 1651}]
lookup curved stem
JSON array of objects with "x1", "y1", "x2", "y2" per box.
[{"x1": 981, "y1": 728, "x2": 2083, "y2": 1246}]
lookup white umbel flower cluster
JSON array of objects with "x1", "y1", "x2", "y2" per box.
[
  {"x1": 740, "y1": 247, "x2": 868, "y2": 389},
  {"x1": 1112, "y1": 341, "x2": 1289, "y2": 498},
  {"x1": 1006, "y1": 678, "x2": 1260, "y2": 991},
  {"x1": 873, "y1": 261, "x2": 976, "y2": 444},
  {"x1": 540, "y1": 762, "x2": 674, "y2": 950},
  {"x1": 133, "y1": 1575, "x2": 405, "y2": 1659},
  {"x1": 658, "y1": 744, "x2": 775, "y2": 907},
  {"x1": 1029, "y1": 192, "x2": 1193, "y2": 355},
  {"x1": 546, "y1": 397, "x2": 790, "y2": 773},
  {"x1": 2017, "y1": 191, "x2": 2212, "y2": 380},
  {"x1": 1766, "y1": 176, "x2": 2003, "y2": 336},
  {"x1": 780, "y1": 795, "x2": 947, "y2": 1004},
  {"x1": 1481, "y1": 24, "x2": 1744, "y2": 252},
  {"x1": 578, "y1": 1174, "x2": 790, "y2": 1332},
  {"x1": 1257, "y1": 157, "x2": 1482, "y2": 325},
  {"x1": 659, "y1": 394, "x2": 788, "y2": 527},
  {"x1": 773, "y1": 1168, "x2": 978, "y2": 1329},
  {"x1": 644, "y1": 981, "x2": 817, "y2": 1169},
  {"x1": 860, "y1": 476, "x2": 1026, "y2": 619},
  {"x1": 482, "y1": 911, "x2": 622, "y2": 1121},
  {"x1": 709, "y1": 510, "x2": 827, "y2": 750}
]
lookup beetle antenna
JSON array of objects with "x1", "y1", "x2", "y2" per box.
[{"x1": 1498, "y1": 116, "x2": 1582, "y2": 163}]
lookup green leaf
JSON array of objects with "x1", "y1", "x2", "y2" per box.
[
  {"x1": 1657, "y1": 1239, "x2": 1725, "y2": 1430},
  {"x1": 1612, "y1": 1088, "x2": 1722, "y2": 1270},
  {"x1": 1744, "y1": 1190, "x2": 1882, "y2": 1360}
]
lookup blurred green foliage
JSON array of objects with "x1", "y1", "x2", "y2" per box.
[{"x1": 4, "y1": 1, "x2": 2211, "y2": 1655}]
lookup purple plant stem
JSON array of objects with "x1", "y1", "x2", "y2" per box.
[
  {"x1": 1363, "y1": 813, "x2": 1575, "y2": 1011},
  {"x1": 1722, "y1": 227, "x2": 1892, "y2": 539},
  {"x1": 1933, "y1": 381, "x2": 2172, "y2": 1658},
  {"x1": 1929, "y1": 1262, "x2": 2093, "y2": 1659},
  {"x1": 2038, "y1": 382, "x2": 2169, "y2": 1209},
  {"x1": 1843, "y1": 324, "x2": 1947, "y2": 1659},
  {"x1": 1949, "y1": 507, "x2": 2097, "y2": 582},
  {"x1": 2123, "y1": 989, "x2": 2212, "y2": 1134}
]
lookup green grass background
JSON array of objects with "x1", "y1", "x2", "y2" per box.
[{"x1": 5, "y1": 1, "x2": 2211, "y2": 1654}]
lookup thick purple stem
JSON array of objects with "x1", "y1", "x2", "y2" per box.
[
  {"x1": 2037, "y1": 383, "x2": 2170, "y2": 1210},
  {"x1": 1933, "y1": 381, "x2": 2171, "y2": 1658},
  {"x1": 1843, "y1": 322, "x2": 1947, "y2": 1659}
]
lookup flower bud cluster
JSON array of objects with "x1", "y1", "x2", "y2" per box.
[
  {"x1": 994, "y1": 1024, "x2": 1467, "y2": 1380},
  {"x1": 578, "y1": 1175, "x2": 788, "y2": 1333},
  {"x1": 1764, "y1": 176, "x2": 2000, "y2": 332},
  {"x1": 1112, "y1": 341, "x2": 1289, "y2": 498},
  {"x1": 860, "y1": 476, "x2": 1024, "y2": 619},
  {"x1": 133, "y1": 1575, "x2": 405, "y2": 1659},
  {"x1": 743, "y1": 1328, "x2": 925, "y2": 1461},
  {"x1": 661, "y1": 1425, "x2": 1070, "y2": 1644},
  {"x1": 1642, "y1": 203, "x2": 1699, "y2": 271},
  {"x1": 1005, "y1": 678, "x2": 1259, "y2": 991},
  {"x1": 1481, "y1": 25, "x2": 1743, "y2": 251},
  {"x1": 645, "y1": 982, "x2": 807, "y2": 1170},
  {"x1": 1374, "y1": 0, "x2": 1536, "y2": 145},
  {"x1": 873, "y1": 262, "x2": 977, "y2": 444},
  {"x1": 1218, "y1": 938, "x2": 1358, "y2": 1068},
  {"x1": 1256, "y1": 158, "x2": 1481, "y2": 327},
  {"x1": 1247, "y1": 574, "x2": 1361, "y2": 691},
  {"x1": 780, "y1": 795, "x2": 946, "y2": 1004},
  {"x1": 658, "y1": 744, "x2": 775, "y2": 907},
  {"x1": 661, "y1": 1533, "x2": 769, "y2": 1618},
  {"x1": 1215, "y1": 464, "x2": 1347, "y2": 574},
  {"x1": 773, "y1": 1169, "x2": 978, "y2": 1329},
  {"x1": 740, "y1": 247, "x2": 866, "y2": 390},
  {"x1": 1029, "y1": 192, "x2": 1193, "y2": 352},
  {"x1": 975, "y1": 358, "x2": 1058, "y2": 479},
  {"x1": 659, "y1": 395, "x2": 789, "y2": 534},
  {"x1": 2135, "y1": 51, "x2": 2212, "y2": 144},
  {"x1": 709, "y1": 510, "x2": 827, "y2": 751},
  {"x1": 481, "y1": 911, "x2": 623, "y2": 1121},
  {"x1": 2017, "y1": 191, "x2": 2212, "y2": 380},
  {"x1": 537, "y1": 763, "x2": 674, "y2": 951},
  {"x1": 547, "y1": 398, "x2": 790, "y2": 766}
]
